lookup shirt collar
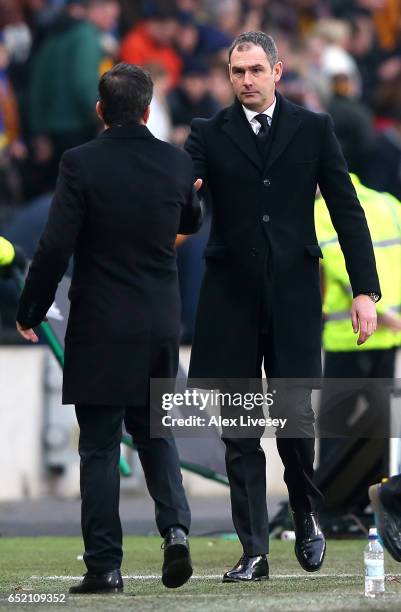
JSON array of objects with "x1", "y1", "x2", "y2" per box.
[{"x1": 242, "y1": 97, "x2": 276, "y2": 125}]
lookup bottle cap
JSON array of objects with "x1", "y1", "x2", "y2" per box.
[{"x1": 369, "y1": 527, "x2": 378, "y2": 538}]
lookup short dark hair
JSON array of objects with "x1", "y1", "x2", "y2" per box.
[
  {"x1": 228, "y1": 31, "x2": 278, "y2": 68},
  {"x1": 98, "y1": 63, "x2": 153, "y2": 126}
]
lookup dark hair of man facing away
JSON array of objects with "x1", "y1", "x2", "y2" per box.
[
  {"x1": 228, "y1": 31, "x2": 278, "y2": 68},
  {"x1": 98, "y1": 63, "x2": 154, "y2": 126}
]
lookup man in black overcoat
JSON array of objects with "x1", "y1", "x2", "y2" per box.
[
  {"x1": 16, "y1": 64, "x2": 202, "y2": 593},
  {"x1": 185, "y1": 31, "x2": 381, "y2": 581}
]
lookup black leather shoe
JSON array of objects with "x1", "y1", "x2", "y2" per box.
[
  {"x1": 69, "y1": 569, "x2": 123, "y2": 594},
  {"x1": 222, "y1": 555, "x2": 269, "y2": 582},
  {"x1": 292, "y1": 511, "x2": 326, "y2": 572},
  {"x1": 162, "y1": 526, "x2": 193, "y2": 588},
  {"x1": 369, "y1": 483, "x2": 401, "y2": 562}
]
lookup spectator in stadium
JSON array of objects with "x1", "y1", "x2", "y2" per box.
[
  {"x1": 0, "y1": 35, "x2": 26, "y2": 218},
  {"x1": 316, "y1": 174, "x2": 401, "y2": 449},
  {"x1": 348, "y1": 13, "x2": 381, "y2": 106},
  {"x1": 120, "y1": 5, "x2": 182, "y2": 90},
  {"x1": 206, "y1": 0, "x2": 243, "y2": 39},
  {"x1": 365, "y1": 106, "x2": 401, "y2": 201},
  {"x1": 174, "y1": 10, "x2": 232, "y2": 66},
  {"x1": 185, "y1": 30, "x2": 380, "y2": 582},
  {"x1": 374, "y1": 60, "x2": 401, "y2": 122},
  {"x1": 0, "y1": 0, "x2": 32, "y2": 65},
  {"x1": 145, "y1": 61, "x2": 172, "y2": 142},
  {"x1": 327, "y1": 71, "x2": 375, "y2": 177},
  {"x1": 28, "y1": 0, "x2": 119, "y2": 190},
  {"x1": 168, "y1": 58, "x2": 220, "y2": 147},
  {"x1": 16, "y1": 63, "x2": 202, "y2": 594},
  {"x1": 167, "y1": 57, "x2": 219, "y2": 343},
  {"x1": 209, "y1": 57, "x2": 235, "y2": 108}
]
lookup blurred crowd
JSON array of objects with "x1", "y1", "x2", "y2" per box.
[{"x1": 1, "y1": 0, "x2": 401, "y2": 342}]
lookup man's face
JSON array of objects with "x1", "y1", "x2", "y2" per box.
[
  {"x1": 229, "y1": 43, "x2": 283, "y2": 112},
  {"x1": 182, "y1": 74, "x2": 207, "y2": 102},
  {"x1": 147, "y1": 18, "x2": 177, "y2": 45},
  {"x1": 88, "y1": 2, "x2": 120, "y2": 32}
]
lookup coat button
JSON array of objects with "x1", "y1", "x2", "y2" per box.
[
  {"x1": 262, "y1": 214, "x2": 270, "y2": 223},
  {"x1": 263, "y1": 178, "x2": 271, "y2": 187},
  {"x1": 251, "y1": 248, "x2": 259, "y2": 256}
]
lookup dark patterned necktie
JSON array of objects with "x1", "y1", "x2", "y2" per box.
[{"x1": 254, "y1": 113, "x2": 270, "y2": 142}]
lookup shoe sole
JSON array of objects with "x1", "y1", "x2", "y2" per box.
[
  {"x1": 162, "y1": 544, "x2": 193, "y2": 589},
  {"x1": 222, "y1": 575, "x2": 269, "y2": 583},
  {"x1": 69, "y1": 587, "x2": 123, "y2": 595},
  {"x1": 369, "y1": 484, "x2": 401, "y2": 562},
  {"x1": 294, "y1": 541, "x2": 326, "y2": 572}
]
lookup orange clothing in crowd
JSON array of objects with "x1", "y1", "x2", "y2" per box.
[
  {"x1": 373, "y1": 0, "x2": 401, "y2": 51},
  {"x1": 0, "y1": 76, "x2": 20, "y2": 149},
  {"x1": 120, "y1": 23, "x2": 182, "y2": 89}
]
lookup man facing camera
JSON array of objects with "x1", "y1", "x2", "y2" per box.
[
  {"x1": 17, "y1": 64, "x2": 202, "y2": 594},
  {"x1": 185, "y1": 31, "x2": 380, "y2": 582}
]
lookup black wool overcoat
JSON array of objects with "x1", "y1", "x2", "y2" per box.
[
  {"x1": 185, "y1": 93, "x2": 380, "y2": 380},
  {"x1": 17, "y1": 124, "x2": 202, "y2": 404}
]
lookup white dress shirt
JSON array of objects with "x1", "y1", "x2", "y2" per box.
[{"x1": 242, "y1": 97, "x2": 276, "y2": 135}]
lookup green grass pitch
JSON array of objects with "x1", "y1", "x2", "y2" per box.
[{"x1": 1, "y1": 537, "x2": 401, "y2": 611}]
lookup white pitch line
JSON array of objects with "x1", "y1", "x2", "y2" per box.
[{"x1": 30, "y1": 573, "x2": 401, "y2": 581}]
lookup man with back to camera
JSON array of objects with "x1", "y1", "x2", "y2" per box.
[
  {"x1": 16, "y1": 63, "x2": 202, "y2": 594},
  {"x1": 185, "y1": 31, "x2": 380, "y2": 581}
]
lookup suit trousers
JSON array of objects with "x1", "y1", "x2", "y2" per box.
[
  {"x1": 222, "y1": 331, "x2": 323, "y2": 556},
  {"x1": 75, "y1": 403, "x2": 191, "y2": 573}
]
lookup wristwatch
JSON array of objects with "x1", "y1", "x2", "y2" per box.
[{"x1": 362, "y1": 292, "x2": 380, "y2": 303}]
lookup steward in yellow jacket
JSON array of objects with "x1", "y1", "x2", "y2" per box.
[
  {"x1": 316, "y1": 174, "x2": 401, "y2": 440},
  {"x1": 316, "y1": 174, "x2": 401, "y2": 353}
]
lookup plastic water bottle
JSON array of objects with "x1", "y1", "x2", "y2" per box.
[{"x1": 364, "y1": 527, "x2": 385, "y2": 598}]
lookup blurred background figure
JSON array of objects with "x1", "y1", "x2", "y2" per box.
[
  {"x1": 120, "y1": 5, "x2": 182, "y2": 90},
  {"x1": 208, "y1": 57, "x2": 235, "y2": 108},
  {"x1": 145, "y1": 61, "x2": 172, "y2": 141},
  {"x1": 325, "y1": 69, "x2": 375, "y2": 178},
  {"x1": 365, "y1": 106, "x2": 401, "y2": 201},
  {"x1": 168, "y1": 58, "x2": 220, "y2": 147},
  {"x1": 315, "y1": 174, "x2": 401, "y2": 515},
  {"x1": 167, "y1": 58, "x2": 218, "y2": 343},
  {"x1": 28, "y1": 0, "x2": 120, "y2": 194},
  {"x1": 0, "y1": 33, "x2": 26, "y2": 223},
  {"x1": 175, "y1": 9, "x2": 231, "y2": 66}
]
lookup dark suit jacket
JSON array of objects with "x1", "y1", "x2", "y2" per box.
[
  {"x1": 17, "y1": 123, "x2": 202, "y2": 404},
  {"x1": 185, "y1": 93, "x2": 380, "y2": 380}
]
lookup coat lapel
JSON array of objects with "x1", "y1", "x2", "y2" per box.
[
  {"x1": 222, "y1": 99, "x2": 263, "y2": 172},
  {"x1": 264, "y1": 93, "x2": 302, "y2": 172},
  {"x1": 222, "y1": 94, "x2": 303, "y2": 173}
]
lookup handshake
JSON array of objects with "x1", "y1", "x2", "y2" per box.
[{"x1": 0, "y1": 236, "x2": 27, "y2": 279}]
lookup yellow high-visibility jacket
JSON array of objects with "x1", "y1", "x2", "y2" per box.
[{"x1": 316, "y1": 174, "x2": 401, "y2": 351}]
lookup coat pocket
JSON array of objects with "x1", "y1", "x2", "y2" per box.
[{"x1": 305, "y1": 244, "x2": 323, "y2": 258}]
